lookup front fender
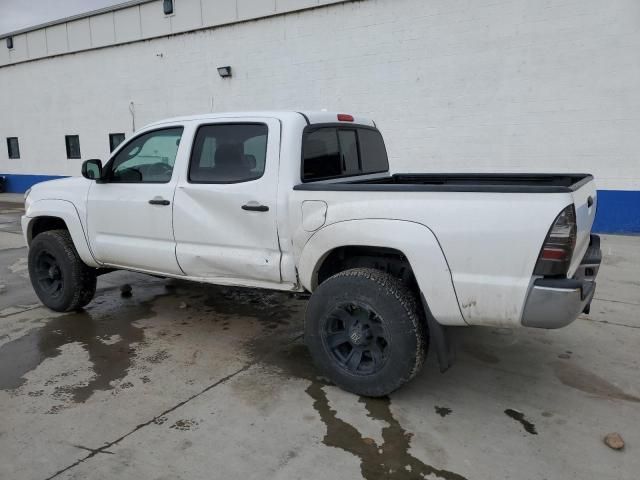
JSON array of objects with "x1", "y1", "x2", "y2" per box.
[
  {"x1": 22, "y1": 199, "x2": 100, "y2": 268},
  {"x1": 298, "y1": 219, "x2": 466, "y2": 326}
]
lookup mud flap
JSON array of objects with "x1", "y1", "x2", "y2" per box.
[{"x1": 421, "y1": 293, "x2": 455, "y2": 373}]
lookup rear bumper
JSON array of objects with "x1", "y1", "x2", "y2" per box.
[{"x1": 521, "y1": 235, "x2": 601, "y2": 329}]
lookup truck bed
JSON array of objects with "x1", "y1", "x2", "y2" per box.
[
  {"x1": 295, "y1": 173, "x2": 593, "y2": 193},
  {"x1": 292, "y1": 169, "x2": 598, "y2": 327}
]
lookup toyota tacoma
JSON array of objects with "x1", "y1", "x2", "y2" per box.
[{"x1": 22, "y1": 111, "x2": 602, "y2": 396}]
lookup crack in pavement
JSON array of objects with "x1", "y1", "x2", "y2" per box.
[
  {"x1": 42, "y1": 333, "x2": 305, "y2": 480},
  {"x1": 72, "y1": 445, "x2": 115, "y2": 455},
  {"x1": 0, "y1": 305, "x2": 42, "y2": 319},
  {"x1": 44, "y1": 362, "x2": 255, "y2": 480},
  {"x1": 593, "y1": 296, "x2": 640, "y2": 307},
  {"x1": 578, "y1": 316, "x2": 640, "y2": 329}
]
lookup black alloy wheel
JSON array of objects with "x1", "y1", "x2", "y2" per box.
[
  {"x1": 322, "y1": 302, "x2": 390, "y2": 376},
  {"x1": 33, "y1": 250, "x2": 65, "y2": 300}
]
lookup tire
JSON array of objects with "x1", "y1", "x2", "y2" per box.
[
  {"x1": 28, "y1": 229, "x2": 97, "y2": 312},
  {"x1": 305, "y1": 268, "x2": 427, "y2": 397}
]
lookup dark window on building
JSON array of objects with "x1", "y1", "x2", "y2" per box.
[
  {"x1": 6, "y1": 137, "x2": 20, "y2": 159},
  {"x1": 163, "y1": 0, "x2": 174, "y2": 14},
  {"x1": 6, "y1": 37, "x2": 13, "y2": 49},
  {"x1": 65, "y1": 135, "x2": 81, "y2": 159},
  {"x1": 302, "y1": 127, "x2": 389, "y2": 182},
  {"x1": 109, "y1": 133, "x2": 126, "y2": 152},
  {"x1": 189, "y1": 124, "x2": 268, "y2": 184}
]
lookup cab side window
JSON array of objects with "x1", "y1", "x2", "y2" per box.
[
  {"x1": 189, "y1": 124, "x2": 268, "y2": 183},
  {"x1": 107, "y1": 127, "x2": 183, "y2": 183}
]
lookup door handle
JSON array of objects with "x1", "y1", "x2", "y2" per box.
[
  {"x1": 242, "y1": 202, "x2": 269, "y2": 212},
  {"x1": 149, "y1": 198, "x2": 171, "y2": 206}
]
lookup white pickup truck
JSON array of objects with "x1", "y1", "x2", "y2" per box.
[{"x1": 22, "y1": 111, "x2": 602, "y2": 396}]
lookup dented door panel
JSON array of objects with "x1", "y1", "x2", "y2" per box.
[{"x1": 173, "y1": 118, "x2": 282, "y2": 284}]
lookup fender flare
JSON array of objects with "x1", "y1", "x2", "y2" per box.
[
  {"x1": 298, "y1": 219, "x2": 467, "y2": 326},
  {"x1": 23, "y1": 199, "x2": 100, "y2": 268}
]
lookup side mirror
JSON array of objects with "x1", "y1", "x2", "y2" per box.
[{"x1": 82, "y1": 159, "x2": 103, "y2": 180}]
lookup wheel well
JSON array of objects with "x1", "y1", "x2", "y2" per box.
[
  {"x1": 30, "y1": 216, "x2": 68, "y2": 242},
  {"x1": 316, "y1": 246, "x2": 418, "y2": 290}
]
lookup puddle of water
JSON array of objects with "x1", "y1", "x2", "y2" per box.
[
  {"x1": 553, "y1": 361, "x2": 640, "y2": 403},
  {"x1": 0, "y1": 278, "x2": 306, "y2": 403},
  {"x1": 504, "y1": 408, "x2": 537, "y2": 435},
  {"x1": 253, "y1": 342, "x2": 467, "y2": 480},
  {"x1": 435, "y1": 406, "x2": 452, "y2": 418},
  {"x1": 0, "y1": 297, "x2": 155, "y2": 402}
]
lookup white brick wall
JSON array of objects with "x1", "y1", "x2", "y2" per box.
[
  {"x1": 0, "y1": 0, "x2": 350, "y2": 66},
  {"x1": 1, "y1": 0, "x2": 639, "y2": 191}
]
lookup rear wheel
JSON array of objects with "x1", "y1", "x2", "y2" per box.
[
  {"x1": 28, "y1": 229, "x2": 97, "y2": 312},
  {"x1": 305, "y1": 268, "x2": 427, "y2": 397}
]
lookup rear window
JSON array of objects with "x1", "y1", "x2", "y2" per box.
[
  {"x1": 189, "y1": 123, "x2": 268, "y2": 183},
  {"x1": 302, "y1": 127, "x2": 389, "y2": 182}
]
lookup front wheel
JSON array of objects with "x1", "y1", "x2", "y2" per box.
[
  {"x1": 28, "y1": 229, "x2": 97, "y2": 312},
  {"x1": 305, "y1": 268, "x2": 427, "y2": 397}
]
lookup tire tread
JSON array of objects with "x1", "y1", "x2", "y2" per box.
[
  {"x1": 29, "y1": 229, "x2": 96, "y2": 312},
  {"x1": 305, "y1": 267, "x2": 427, "y2": 397}
]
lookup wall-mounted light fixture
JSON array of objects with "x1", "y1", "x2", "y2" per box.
[
  {"x1": 163, "y1": 0, "x2": 174, "y2": 15},
  {"x1": 6, "y1": 37, "x2": 13, "y2": 49},
  {"x1": 217, "y1": 66, "x2": 232, "y2": 78}
]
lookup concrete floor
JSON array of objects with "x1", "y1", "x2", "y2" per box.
[{"x1": 0, "y1": 200, "x2": 638, "y2": 480}]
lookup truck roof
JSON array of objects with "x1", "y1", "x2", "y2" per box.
[{"x1": 146, "y1": 111, "x2": 376, "y2": 128}]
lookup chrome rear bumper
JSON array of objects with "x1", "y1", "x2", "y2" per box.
[{"x1": 521, "y1": 235, "x2": 601, "y2": 329}]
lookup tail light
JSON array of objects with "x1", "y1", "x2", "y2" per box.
[{"x1": 534, "y1": 205, "x2": 577, "y2": 276}]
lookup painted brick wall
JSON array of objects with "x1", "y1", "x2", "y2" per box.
[{"x1": 1, "y1": 0, "x2": 639, "y2": 231}]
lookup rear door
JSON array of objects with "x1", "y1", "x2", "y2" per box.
[{"x1": 173, "y1": 118, "x2": 282, "y2": 284}]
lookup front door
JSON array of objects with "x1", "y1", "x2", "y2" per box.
[
  {"x1": 173, "y1": 119, "x2": 282, "y2": 285},
  {"x1": 87, "y1": 126, "x2": 185, "y2": 275}
]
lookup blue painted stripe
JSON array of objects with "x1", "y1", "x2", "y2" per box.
[
  {"x1": 0, "y1": 173, "x2": 67, "y2": 193},
  {"x1": 2, "y1": 174, "x2": 638, "y2": 233},
  {"x1": 593, "y1": 190, "x2": 640, "y2": 234}
]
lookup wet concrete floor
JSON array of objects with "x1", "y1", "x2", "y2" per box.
[{"x1": 1, "y1": 203, "x2": 639, "y2": 479}]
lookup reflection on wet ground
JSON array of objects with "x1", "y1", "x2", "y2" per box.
[
  {"x1": 0, "y1": 280, "x2": 305, "y2": 403},
  {"x1": 257, "y1": 342, "x2": 468, "y2": 480},
  {"x1": 0, "y1": 297, "x2": 149, "y2": 400},
  {"x1": 553, "y1": 360, "x2": 640, "y2": 403},
  {"x1": 0, "y1": 270, "x2": 471, "y2": 479}
]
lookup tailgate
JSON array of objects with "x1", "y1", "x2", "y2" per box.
[{"x1": 568, "y1": 178, "x2": 598, "y2": 277}]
